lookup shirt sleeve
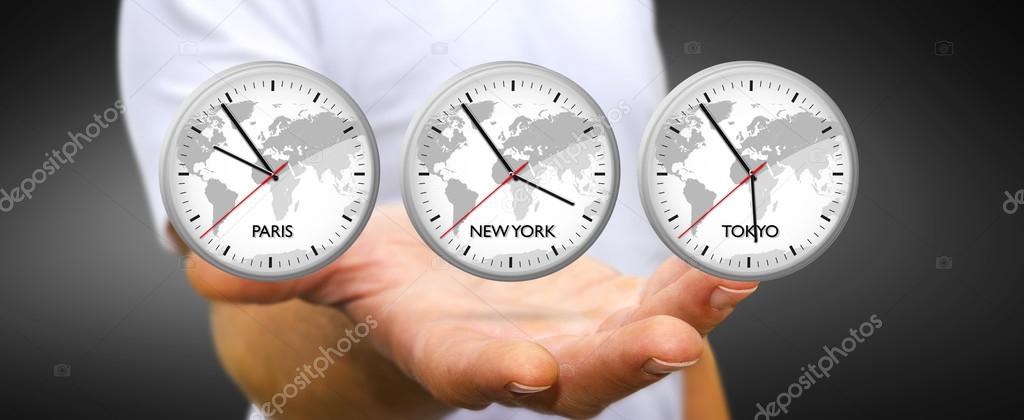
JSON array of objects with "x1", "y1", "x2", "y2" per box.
[{"x1": 117, "y1": 0, "x2": 322, "y2": 249}]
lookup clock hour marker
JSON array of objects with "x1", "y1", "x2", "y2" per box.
[
  {"x1": 553, "y1": 92, "x2": 561, "y2": 103},
  {"x1": 430, "y1": 214, "x2": 440, "y2": 222},
  {"x1": 703, "y1": 92, "x2": 711, "y2": 102},
  {"x1": 465, "y1": 92, "x2": 473, "y2": 103},
  {"x1": 431, "y1": 126, "x2": 442, "y2": 134},
  {"x1": 313, "y1": 92, "x2": 321, "y2": 103},
  {"x1": 821, "y1": 126, "x2": 832, "y2": 133},
  {"x1": 190, "y1": 126, "x2": 202, "y2": 134},
  {"x1": 342, "y1": 214, "x2": 353, "y2": 222},
  {"x1": 820, "y1": 215, "x2": 831, "y2": 222},
  {"x1": 582, "y1": 214, "x2": 593, "y2": 222},
  {"x1": 311, "y1": 246, "x2": 318, "y2": 256},
  {"x1": 225, "y1": 92, "x2": 233, "y2": 103},
  {"x1": 223, "y1": 245, "x2": 231, "y2": 256},
  {"x1": 189, "y1": 214, "x2": 200, "y2": 222},
  {"x1": 343, "y1": 126, "x2": 354, "y2": 134},
  {"x1": 551, "y1": 245, "x2": 559, "y2": 256}
]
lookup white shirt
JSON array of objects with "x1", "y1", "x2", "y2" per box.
[{"x1": 118, "y1": 1, "x2": 678, "y2": 418}]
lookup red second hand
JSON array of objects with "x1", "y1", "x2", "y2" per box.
[
  {"x1": 200, "y1": 162, "x2": 289, "y2": 239},
  {"x1": 678, "y1": 161, "x2": 767, "y2": 239},
  {"x1": 440, "y1": 161, "x2": 528, "y2": 239}
]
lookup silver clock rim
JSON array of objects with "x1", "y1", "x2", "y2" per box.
[
  {"x1": 400, "y1": 61, "x2": 620, "y2": 282},
  {"x1": 637, "y1": 61, "x2": 859, "y2": 282},
  {"x1": 158, "y1": 61, "x2": 380, "y2": 282}
]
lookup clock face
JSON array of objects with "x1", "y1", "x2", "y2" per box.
[
  {"x1": 402, "y1": 61, "x2": 619, "y2": 281},
  {"x1": 160, "y1": 62, "x2": 379, "y2": 281},
  {"x1": 639, "y1": 61, "x2": 858, "y2": 281}
]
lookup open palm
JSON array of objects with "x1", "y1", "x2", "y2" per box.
[{"x1": 188, "y1": 205, "x2": 757, "y2": 417}]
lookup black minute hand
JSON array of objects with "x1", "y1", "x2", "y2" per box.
[
  {"x1": 222, "y1": 103, "x2": 273, "y2": 172},
  {"x1": 699, "y1": 103, "x2": 755, "y2": 180},
  {"x1": 460, "y1": 103, "x2": 512, "y2": 173},
  {"x1": 750, "y1": 176, "x2": 758, "y2": 243},
  {"x1": 460, "y1": 103, "x2": 573, "y2": 206},
  {"x1": 514, "y1": 174, "x2": 575, "y2": 206}
]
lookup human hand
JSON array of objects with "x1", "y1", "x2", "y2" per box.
[{"x1": 187, "y1": 205, "x2": 758, "y2": 417}]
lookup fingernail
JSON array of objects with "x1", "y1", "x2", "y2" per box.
[
  {"x1": 642, "y1": 357, "x2": 698, "y2": 375},
  {"x1": 710, "y1": 284, "x2": 758, "y2": 310},
  {"x1": 506, "y1": 382, "x2": 551, "y2": 395}
]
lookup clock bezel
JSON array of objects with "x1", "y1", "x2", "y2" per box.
[{"x1": 638, "y1": 61, "x2": 859, "y2": 282}]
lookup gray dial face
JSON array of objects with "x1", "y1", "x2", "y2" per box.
[
  {"x1": 639, "y1": 61, "x2": 858, "y2": 281},
  {"x1": 401, "y1": 62, "x2": 620, "y2": 281},
  {"x1": 160, "y1": 62, "x2": 379, "y2": 281}
]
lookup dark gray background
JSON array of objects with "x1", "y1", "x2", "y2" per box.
[{"x1": 1, "y1": 1, "x2": 1020, "y2": 418}]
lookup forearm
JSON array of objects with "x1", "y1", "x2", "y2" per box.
[
  {"x1": 683, "y1": 338, "x2": 731, "y2": 420},
  {"x1": 209, "y1": 299, "x2": 449, "y2": 419}
]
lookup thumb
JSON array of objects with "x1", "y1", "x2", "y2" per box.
[{"x1": 628, "y1": 257, "x2": 758, "y2": 334}]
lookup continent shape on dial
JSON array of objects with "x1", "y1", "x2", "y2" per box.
[
  {"x1": 402, "y1": 61, "x2": 619, "y2": 281},
  {"x1": 639, "y1": 61, "x2": 859, "y2": 281},
  {"x1": 160, "y1": 61, "x2": 379, "y2": 281}
]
